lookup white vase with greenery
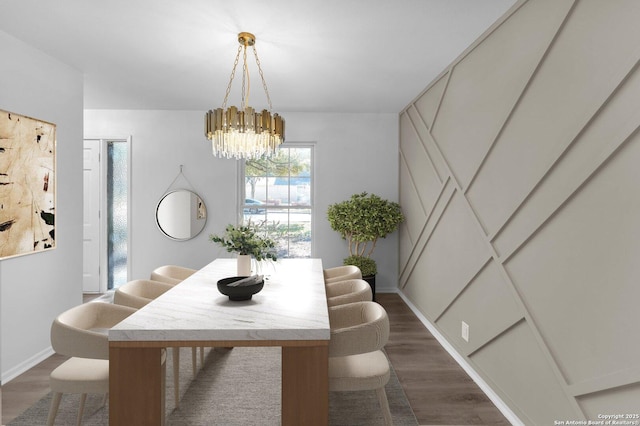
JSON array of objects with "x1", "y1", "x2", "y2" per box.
[{"x1": 210, "y1": 223, "x2": 277, "y2": 277}]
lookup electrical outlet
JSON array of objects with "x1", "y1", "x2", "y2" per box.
[{"x1": 461, "y1": 321, "x2": 469, "y2": 342}]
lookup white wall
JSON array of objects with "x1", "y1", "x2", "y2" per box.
[
  {"x1": 84, "y1": 110, "x2": 400, "y2": 289},
  {"x1": 84, "y1": 110, "x2": 237, "y2": 278},
  {"x1": 0, "y1": 30, "x2": 84, "y2": 382}
]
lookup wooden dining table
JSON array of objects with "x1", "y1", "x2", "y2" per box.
[{"x1": 108, "y1": 258, "x2": 330, "y2": 425}]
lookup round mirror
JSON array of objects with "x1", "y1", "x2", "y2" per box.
[{"x1": 156, "y1": 190, "x2": 207, "y2": 240}]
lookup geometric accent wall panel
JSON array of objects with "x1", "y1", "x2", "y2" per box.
[
  {"x1": 471, "y1": 321, "x2": 579, "y2": 423},
  {"x1": 504, "y1": 133, "x2": 640, "y2": 386},
  {"x1": 406, "y1": 107, "x2": 448, "y2": 181},
  {"x1": 399, "y1": 156, "x2": 427, "y2": 243},
  {"x1": 399, "y1": 113, "x2": 442, "y2": 214},
  {"x1": 413, "y1": 73, "x2": 447, "y2": 130},
  {"x1": 403, "y1": 192, "x2": 490, "y2": 319},
  {"x1": 436, "y1": 260, "x2": 522, "y2": 355},
  {"x1": 493, "y1": 64, "x2": 640, "y2": 258},
  {"x1": 401, "y1": 248, "x2": 437, "y2": 321},
  {"x1": 431, "y1": 0, "x2": 572, "y2": 191},
  {"x1": 578, "y1": 383, "x2": 640, "y2": 420},
  {"x1": 399, "y1": 178, "x2": 457, "y2": 288},
  {"x1": 399, "y1": 1, "x2": 640, "y2": 422},
  {"x1": 398, "y1": 222, "x2": 414, "y2": 273},
  {"x1": 466, "y1": 0, "x2": 640, "y2": 236}
]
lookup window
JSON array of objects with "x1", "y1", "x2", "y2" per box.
[
  {"x1": 242, "y1": 145, "x2": 313, "y2": 258},
  {"x1": 106, "y1": 140, "x2": 128, "y2": 289}
]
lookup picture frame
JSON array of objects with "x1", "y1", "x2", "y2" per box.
[{"x1": 0, "y1": 109, "x2": 57, "y2": 260}]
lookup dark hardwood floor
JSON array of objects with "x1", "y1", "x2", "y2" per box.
[
  {"x1": 377, "y1": 293, "x2": 510, "y2": 425},
  {"x1": 2, "y1": 293, "x2": 510, "y2": 425}
]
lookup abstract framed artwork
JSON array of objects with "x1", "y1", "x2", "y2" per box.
[{"x1": 0, "y1": 109, "x2": 56, "y2": 259}]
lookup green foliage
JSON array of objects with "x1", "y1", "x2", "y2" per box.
[
  {"x1": 245, "y1": 150, "x2": 306, "y2": 177},
  {"x1": 344, "y1": 255, "x2": 377, "y2": 277},
  {"x1": 328, "y1": 192, "x2": 404, "y2": 275},
  {"x1": 210, "y1": 223, "x2": 277, "y2": 262},
  {"x1": 245, "y1": 150, "x2": 309, "y2": 199},
  {"x1": 260, "y1": 220, "x2": 290, "y2": 238},
  {"x1": 327, "y1": 192, "x2": 404, "y2": 257}
]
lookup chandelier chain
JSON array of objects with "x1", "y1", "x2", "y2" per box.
[
  {"x1": 241, "y1": 45, "x2": 249, "y2": 110},
  {"x1": 222, "y1": 45, "x2": 243, "y2": 109},
  {"x1": 252, "y1": 45, "x2": 273, "y2": 111}
]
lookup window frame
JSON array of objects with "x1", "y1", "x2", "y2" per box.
[{"x1": 239, "y1": 142, "x2": 316, "y2": 258}]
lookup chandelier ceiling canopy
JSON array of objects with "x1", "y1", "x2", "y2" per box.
[{"x1": 204, "y1": 32, "x2": 285, "y2": 160}]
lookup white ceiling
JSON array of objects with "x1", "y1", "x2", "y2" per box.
[{"x1": 0, "y1": 0, "x2": 516, "y2": 113}]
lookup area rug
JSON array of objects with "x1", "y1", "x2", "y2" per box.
[{"x1": 8, "y1": 347, "x2": 417, "y2": 425}]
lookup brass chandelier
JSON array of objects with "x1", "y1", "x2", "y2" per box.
[{"x1": 205, "y1": 32, "x2": 285, "y2": 160}]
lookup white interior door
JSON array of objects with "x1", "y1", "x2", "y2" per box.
[{"x1": 83, "y1": 139, "x2": 101, "y2": 293}]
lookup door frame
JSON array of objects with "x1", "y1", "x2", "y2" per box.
[{"x1": 83, "y1": 136, "x2": 132, "y2": 293}]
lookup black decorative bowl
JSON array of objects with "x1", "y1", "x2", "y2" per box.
[{"x1": 217, "y1": 276, "x2": 264, "y2": 301}]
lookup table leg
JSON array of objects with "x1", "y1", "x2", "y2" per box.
[
  {"x1": 281, "y1": 345, "x2": 328, "y2": 426},
  {"x1": 109, "y1": 346, "x2": 165, "y2": 425}
]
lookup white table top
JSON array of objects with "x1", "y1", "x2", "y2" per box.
[{"x1": 109, "y1": 258, "x2": 330, "y2": 343}]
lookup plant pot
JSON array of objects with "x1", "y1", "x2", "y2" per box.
[
  {"x1": 363, "y1": 275, "x2": 376, "y2": 301},
  {"x1": 237, "y1": 254, "x2": 252, "y2": 276}
]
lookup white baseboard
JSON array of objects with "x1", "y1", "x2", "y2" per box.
[
  {"x1": 1, "y1": 346, "x2": 54, "y2": 384},
  {"x1": 395, "y1": 290, "x2": 523, "y2": 426}
]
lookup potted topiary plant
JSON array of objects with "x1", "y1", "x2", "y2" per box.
[
  {"x1": 210, "y1": 222, "x2": 277, "y2": 276},
  {"x1": 327, "y1": 192, "x2": 404, "y2": 298}
]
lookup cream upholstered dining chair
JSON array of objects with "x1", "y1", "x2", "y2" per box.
[
  {"x1": 323, "y1": 265, "x2": 362, "y2": 285},
  {"x1": 114, "y1": 279, "x2": 195, "y2": 409},
  {"x1": 150, "y1": 264, "x2": 196, "y2": 286},
  {"x1": 328, "y1": 301, "x2": 393, "y2": 426},
  {"x1": 47, "y1": 302, "x2": 137, "y2": 426},
  {"x1": 326, "y1": 279, "x2": 372, "y2": 307},
  {"x1": 113, "y1": 279, "x2": 174, "y2": 308}
]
